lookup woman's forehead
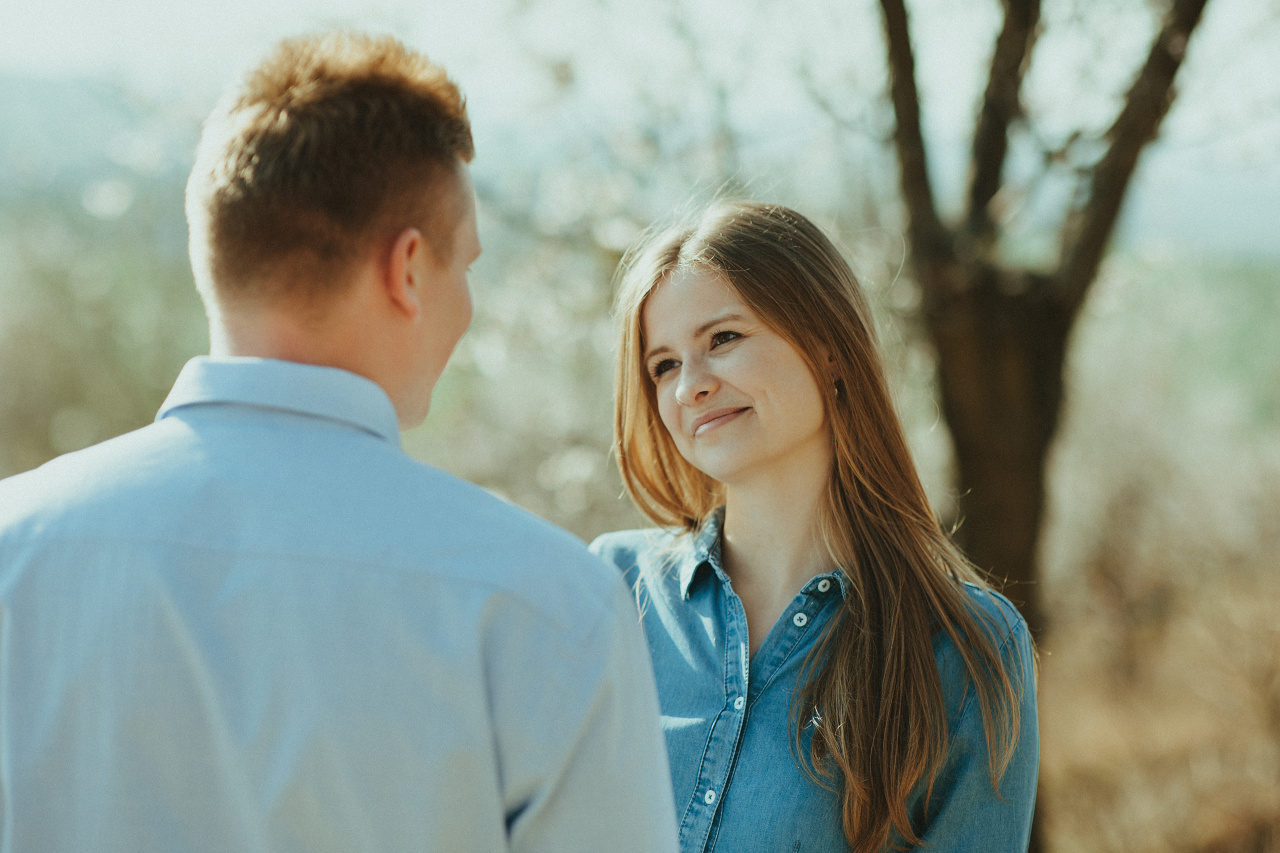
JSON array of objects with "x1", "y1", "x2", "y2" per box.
[{"x1": 642, "y1": 268, "x2": 744, "y2": 326}]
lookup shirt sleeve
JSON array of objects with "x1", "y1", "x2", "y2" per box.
[
  {"x1": 488, "y1": 576, "x2": 680, "y2": 853},
  {"x1": 910, "y1": 617, "x2": 1039, "y2": 853}
]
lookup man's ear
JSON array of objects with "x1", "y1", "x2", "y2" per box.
[{"x1": 384, "y1": 226, "x2": 427, "y2": 320}]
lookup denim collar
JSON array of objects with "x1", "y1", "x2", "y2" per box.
[{"x1": 678, "y1": 506, "x2": 852, "y2": 601}]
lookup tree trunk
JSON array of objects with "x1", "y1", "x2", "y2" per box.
[
  {"x1": 924, "y1": 266, "x2": 1073, "y2": 636},
  {"x1": 873, "y1": 0, "x2": 1212, "y2": 850}
]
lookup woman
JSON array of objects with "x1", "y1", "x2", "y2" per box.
[{"x1": 591, "y1": 201, "x2": 1037, "y2": 852}]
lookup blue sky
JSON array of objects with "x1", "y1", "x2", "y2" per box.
[{"x1": 0, "y1": 0, "x2": 516, "y2": 114}]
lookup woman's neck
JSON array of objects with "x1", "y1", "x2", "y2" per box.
[{"x1": 720, "y1": 458, "x2": 831, "y2": 652}]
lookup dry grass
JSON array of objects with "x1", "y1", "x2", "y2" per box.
[
  {"x1": 1037, "y1": 255, "x2": 1280, "y2": 851},
  {"x1": 1041, "y1": 571, "x2": 1280, "y2": 851},
  {"x1": 1041, "y1": 564, "x2": 1280, "y2": 852}
]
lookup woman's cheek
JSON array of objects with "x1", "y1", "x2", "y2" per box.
[{"x1": 657, "y1": 392, "x2": 686, "y2": 448}]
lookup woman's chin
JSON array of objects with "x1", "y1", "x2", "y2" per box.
[{"x1": 685, "y1": 456, "x2": 751, "y2": 488}]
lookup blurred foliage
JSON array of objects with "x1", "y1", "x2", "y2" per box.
[
  {"x1": 0, "y1": 182, "x2": 206, "y2": 477},
  {"x1": 1040, "y1": 250, "x2": 1280, "y2": 852}
]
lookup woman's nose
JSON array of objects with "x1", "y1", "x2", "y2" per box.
[{"x1": 674, "y1": 359, "x2": 717, "y2": 406}]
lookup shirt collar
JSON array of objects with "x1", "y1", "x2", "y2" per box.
[
  {"x1": 678, "y1": 506, "x2": 854, "y2": 601},
  {"x1": 678, "y1": 508, "x2": 726, "y2": 598},
  {"x1": 156, "y1": 356, "x2": 402, "y2": 446}
]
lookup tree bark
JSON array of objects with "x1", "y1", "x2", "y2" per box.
[
  {"x1": 965, "y1": 0, "x2": 1041, "y2": 248},
  {"x1": 924, "y1": 267, "x2": 1071, "y2": 636},
  {"x1": 1057, "y1": 0, "x2": 1211, "y2": 309},
  {"x1": 876, "y1": 4, "x2": 1212, "y2": 844},
  {"x1": 879, "y1": 0, "x2": 953, "y2": 269}
]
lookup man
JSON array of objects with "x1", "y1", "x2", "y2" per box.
[{"x1": 0, "y1": 32, "x2": 677, "y2": 852}]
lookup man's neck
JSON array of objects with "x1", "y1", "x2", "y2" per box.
[
  {"x1": 212, "y1": 307, "x2": 351, "y2": 366},
  {"x1": 206, "y1": 289, "x2": 412, "y2": 425}
]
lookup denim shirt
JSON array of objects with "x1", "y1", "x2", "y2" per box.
[{"x1": 591, "y1": 511, "x2": 1038, "y2": 853}]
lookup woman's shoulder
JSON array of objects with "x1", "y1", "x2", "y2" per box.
[
  {"x1": 590, "y1": 525, "x2": 689, "y2": 564},
  {"x1": 588, "y1": 525, "x2": 665, "y2": 550},
  {"x1": 589, "y1": 527, "x2": 677, "y2": 560},
  {"x1": 957, "y1": 582, "x2": 1031, "y2": 650},
  {"x1": 589, "y1": 527, "x2": 695, "y2": 592},
  {"x1": 933, "y1": 583, "x2": 1036, "y2": 718}
]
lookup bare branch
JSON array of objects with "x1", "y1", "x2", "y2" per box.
[
  {"x1": 473, "y1": 180, "x2": 605, "y2": 257},
  {"x1": 965, "y1": 0, "x2": 1041, "y2": 248},
  {"x1": 1055, "y1": 0, "x2": 1211, "y2": 310},
  {"x1": 877, "y1": 0, "x2": 953, "y2": 270},
  {"x1": 798, "y1": 65, "x2": 892, "y2": 146},
  {"x1": 669, "y1": 8, "x2": 741, "y2": 182}
]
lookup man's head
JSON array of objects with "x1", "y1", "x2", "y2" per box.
[
  {"x1": 187, "y1": 31, "x2": 473, "y2": 303},
  {"x1": 186, "y1": 32, "x2": 480, "y2": 427}
]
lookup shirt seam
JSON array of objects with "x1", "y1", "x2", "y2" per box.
[
  {"x1": 5, "y1": 533, "x2": 611, "y2": 643},
  {"x1": 950, "y1": 609, "x2": 1025, "y2": 724}
]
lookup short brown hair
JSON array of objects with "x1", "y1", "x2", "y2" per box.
[{"x1": 186, "y1": 31, "x2": 474, "y2": 305}]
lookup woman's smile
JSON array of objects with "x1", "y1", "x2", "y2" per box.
[
  {"x1": 691, "y1": 406, "x2": 750, "y2": 437},
  {"x1": 641, "y1": 267, "x2": 830, "y2": 487}
]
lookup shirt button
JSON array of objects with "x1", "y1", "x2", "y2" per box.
[
  {"x1": 817, "y1": 579, "x2": 831, "y2": 593},
  {"x1": 793, "y1": 612, "x2": 809, "y2": 627},
  {"x1": 704, "y1": 789, "x2": 717, "y2": 805},
  {"x1": 734, "y1": 696, "x2": 745, "y2": 711}
]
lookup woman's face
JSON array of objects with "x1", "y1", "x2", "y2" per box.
[{"x1": 641, "y1": 267, "x2": 831, "y2": 489}]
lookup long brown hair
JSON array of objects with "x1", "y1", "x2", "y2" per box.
[{"x1": 613, "y1": 200, "x2": 1028, "y2": 850}]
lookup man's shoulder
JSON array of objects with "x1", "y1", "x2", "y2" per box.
[
  {"x1": 0, "y1": 419, "x2": 613, "y2": 601},
  {"x1": 0, "y1": 420, "x2": 183, "y2": 533},
  {"x1": 326, "y1": 464, "x2": 630, "y2": 644},
  {"x1": 418, "y1": 470, "x2": 609, "y2": 579}
]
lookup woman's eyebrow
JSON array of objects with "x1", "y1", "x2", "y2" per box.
[{"x1": 644, "y1": 312, "x2": 748, "y2": 361}]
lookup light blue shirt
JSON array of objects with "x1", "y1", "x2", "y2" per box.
[
  {"x1": 0, "y1": 356, "x2": 678, "y2": 853},
  {"x1": 592, "y1": 510, "x2": 1038, "y2": 853}
]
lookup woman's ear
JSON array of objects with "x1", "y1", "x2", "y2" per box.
[{"x1": 824, "y1": 349, "x2": 844, "y2": 398}]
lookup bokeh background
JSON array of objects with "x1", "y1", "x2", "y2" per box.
[{"x1": 2, "y1": 0, "x2": 1279, "y2": 849}]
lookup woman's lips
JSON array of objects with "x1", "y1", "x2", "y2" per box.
[{"x1": 692, "y1": 407, "x2": 750, "y2": 437}]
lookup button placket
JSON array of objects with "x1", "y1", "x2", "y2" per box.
[{"x1": 678, "y1": 571, "x2": 749, "y2": 850}]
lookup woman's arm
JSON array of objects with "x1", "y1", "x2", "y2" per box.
[{"x1": 909, "y1": 616, "x2": 1039, "y2": 852}]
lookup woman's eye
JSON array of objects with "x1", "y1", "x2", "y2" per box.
[
  {"x1": 650, "y1": 359, "x2": 677, "y2": 379},
  {"x1": 710, "y1": 330, "x2": 741, "y2": 348}
]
